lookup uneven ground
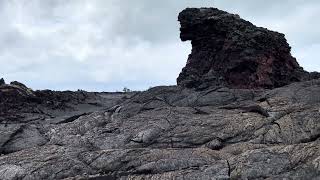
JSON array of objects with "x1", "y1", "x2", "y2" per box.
[{"x1": 0, "y1": 79, "x2": 319, "y2": 179}]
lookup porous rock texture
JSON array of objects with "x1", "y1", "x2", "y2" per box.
[
  {"x1": 1, "y1": 7, "x2": 320, "y2": 180},
  {"x1": 177, "y1": 8, "x2": 319, "y2": 90}
]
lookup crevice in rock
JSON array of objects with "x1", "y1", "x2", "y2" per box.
[
  {"x1": 227, "y1": 160, "x2": 231, "y2": 177},
  {"x1": 192, "y1": 107, "x2": 210, "y2": 115},
  {"x1": 87, "y1": 175, "x2": 117, "y2": 180},
  {"x1": 300, "y1": 133, "x2": 320, "y2": 144},
  {"x1": 219, "y1": 104, "x2": 269, "y2": 117},
  {"x1": 56, "y1": 113, "x2": 90, "y2": 124}
]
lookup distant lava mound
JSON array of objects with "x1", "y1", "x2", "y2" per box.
[{"x1": 177, "y1": 8, "x2": 319, "y2": 90}]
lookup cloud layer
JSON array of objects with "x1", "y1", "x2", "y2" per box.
[{"x1": 0, "y1": 0, "x2": 319, "y2": 91}]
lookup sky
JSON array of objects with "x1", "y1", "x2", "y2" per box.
[{"x1": 0, "y1": 0, "x2": 319, "y2": 91}]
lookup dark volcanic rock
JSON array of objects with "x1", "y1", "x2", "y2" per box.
[
  {"x1": 0, "y1": 82, "x2": 135, "y2": 155},
  {"x1": 177, "y1": 8, "x2": 316, "y2": 89},
  {"x1": 0, "y1": 78, "x2": 5, "y2": 86},
  {"x1": 0, "y1": 79, "x2": 319, "y2": 179}
]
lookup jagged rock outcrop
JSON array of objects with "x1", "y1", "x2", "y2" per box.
[{"x1": 177, "y1": 8, "x2": 318, "y2": 89}]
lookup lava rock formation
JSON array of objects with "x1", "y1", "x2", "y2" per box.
[
  {"x1": 0, "y1": 7, "x2": 319, "y2": 180},
  {"x1": 177, "y1": 8, "x2": 317, "y2": 89}
]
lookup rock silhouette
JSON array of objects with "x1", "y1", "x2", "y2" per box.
[
  {"x1": 0, "y1": 7, "x2": 320, "y2": 180},
  {"x1": 177, "y1": 8, "x2": 318, "y2": 90},
  {"x1": 0, "y1": 78, "x2": 5, "y2": 86}
]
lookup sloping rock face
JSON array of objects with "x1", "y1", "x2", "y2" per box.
[
  {"x1": 0, "y1": 80, "x2": 134, "y2": 155},
  {"x1": 0, "y1": 78, "x2": 320, "y2": 179},
  {"x1": 177, "y1": 8, "x2": 316, "y2": 89}
]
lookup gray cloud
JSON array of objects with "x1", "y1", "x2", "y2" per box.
[{"x1": 0, "y1": 0, "x2": 319, "y2": 91}]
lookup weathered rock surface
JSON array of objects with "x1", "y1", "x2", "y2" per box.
[
  {"x1": 0, "y1": 80, "x2": 134, "y2": 155},
  {"x1": 177, "y1": 8, "x2": 319, "y2": 90},
  {"x1": 0, "y1": 78, "x2": 319, "y2": 179}
]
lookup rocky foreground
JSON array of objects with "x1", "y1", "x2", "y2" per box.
[
  {"x1": 1, "y1": 77, "x2": 320, "y2": 180},
  {"x1": 0, "y1": 7, "x2": 320, "y2": 180}
]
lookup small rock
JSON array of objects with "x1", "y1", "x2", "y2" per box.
[
  {"x1": 206, "y1": 139, "x2": 223, "y2": 150},
  {"x1": 131, "y1": 128, "x2": 162, "y2": 144},
  {"x1": 0, "y1": 78, "x2": 5, "y2": 86}
]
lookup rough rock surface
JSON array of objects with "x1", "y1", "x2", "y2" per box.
[
  {"x1": 0, "y1": 80, "x2": 134, "y2": 155},
  {"x1": 0, "y1": 78, "x2": 319, "y2": 179},
  {"x1": 1, "y1": 7, "x2": 320, "y2": 180},
  {"x1": 177, "y1": 8, "x2": 319, "y2": 90}
]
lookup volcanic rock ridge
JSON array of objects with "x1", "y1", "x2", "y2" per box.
[{"x1": 0, "y1": 7, "x2": 320, "y2": 180}]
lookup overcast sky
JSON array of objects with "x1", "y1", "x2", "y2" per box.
[{"x1": 0, "y1": 0, "x2": 319, "y2": 91}]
